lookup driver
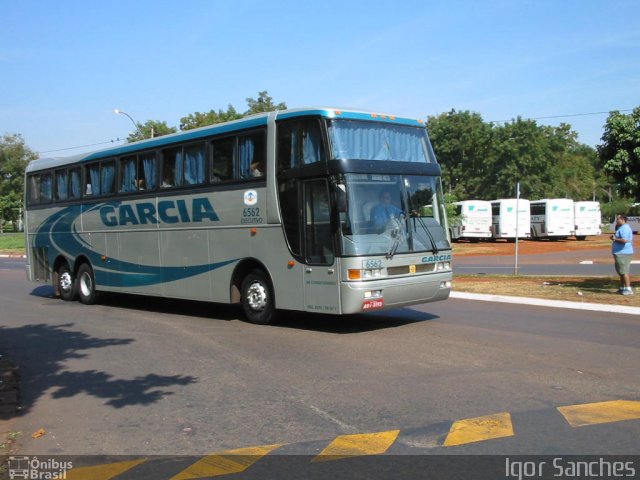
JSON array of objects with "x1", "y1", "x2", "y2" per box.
[{"x1": 370, "y1": 190, "x2": 403, "y2": 230}]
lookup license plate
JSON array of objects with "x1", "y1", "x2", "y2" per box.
[{"x1": 362, "y1": 299, "x2": 384, "y2": 311}]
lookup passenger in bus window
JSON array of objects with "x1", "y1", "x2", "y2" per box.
[
  {"x1": 161, "y1": 170, "x2": 173, "y2": 188},
  {"x1": 251, "y1": 161, "x2": 264, "y2": 177},
  {"x1": 370, "y1": 190, "x2": 403, "y2": 230}
]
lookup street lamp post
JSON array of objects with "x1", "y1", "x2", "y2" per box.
[{"x1": 113, "y1": 109, "x2": 145, "y2": 139}]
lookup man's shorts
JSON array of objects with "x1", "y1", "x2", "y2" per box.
[{"x1": 614, "y1": 254, "x2": 633, "y2": 275}]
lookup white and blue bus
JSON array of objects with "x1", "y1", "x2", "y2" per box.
[
  {"x1": 24, "y1": 108, "x2": 452, "y2": 324},
  {"x1": 449, "y1": 200, "x2": 492, "y2": 241}
]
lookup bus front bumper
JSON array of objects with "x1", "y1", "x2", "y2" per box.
[{"x1": 340, "y1": 273, "x2": 452, "y2": 314}]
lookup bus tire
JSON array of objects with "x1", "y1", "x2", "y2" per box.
[
  {"x1": 576, "y1": 236, "x2": 586, "y2": 241},
  {"x1": 57, "y1": 262, "x2": 76, "y2": 301},
  {"x1": 76, "y1": 263, "x2": 97, "y2": 305},
  {"x1": 240, "y1": 269, "x2": 275, "y2": 325}
]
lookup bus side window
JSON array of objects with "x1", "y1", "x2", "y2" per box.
[
  {"x1": 55, "y1": 170, "x2": 68, "y2": 201},
  {"x1": 120, "y1": 156, "x2": 138, "y2": 192},
  {"x1": 101, "y1": 161, "x2": 116, "y2": 195},
  {"x1": 29, "y1": 175, "x2": 41, "y2": 204},
  {"x1": 40, "y1": 173, "x2": 52, "y2": 203},
  {"x1": 184, "y1": 144, "x2": 205, "y2": 185},
  {"x1": 162, "y1": 148, "x2": 181, "y2": 188},
  {"x1": 139, "y1": 153, "x2": 157, "y2": 190},
  {"x1": 238, "y1": 132, "x2": 265, "y2": 179},
  {"x1": 69, "y1": 168, "x2": 81, "y2": 199},
  {"x1": 277, "y1": 119, "x2": 325, "y2": 172},
  {"x1": 85, "y1": 163, "x2": 99, "y2": 196},
  {"x1": 211, "y1": 138, "x2": 235, "y2": 182}
]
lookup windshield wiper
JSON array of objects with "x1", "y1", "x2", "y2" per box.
[
  {"x1": 414, "y1": 215, "x2": 439, "y2": 254},
  {"x1": 386, "y1": 213, "x2": 406, "y2": 259}
]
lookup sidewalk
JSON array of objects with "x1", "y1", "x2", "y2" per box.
[{"x1": 450, "y1": 291, "x2": 640, "y2": 316}]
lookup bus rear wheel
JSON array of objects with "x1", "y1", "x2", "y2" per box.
[
  {"x1": 57, "y1": 262, "x2": 76, "y2": 301},
  {"x1": 77, "y1": 263, "x2": 97, "y2": 305},
  {"x1": 240, "y1": 269, "x2": 275, "y2": 325}
]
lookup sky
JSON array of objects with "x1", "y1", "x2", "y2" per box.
[{"x1": 1, "y1": 0, "x2": 638, "y2": 157}]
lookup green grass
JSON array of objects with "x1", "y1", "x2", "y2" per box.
[{"x1": 0, "y1": 234, "x2": 25, "y2": 253}]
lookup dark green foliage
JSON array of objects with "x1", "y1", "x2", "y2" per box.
[{"x1": 597, "y1": 107, "x2": 640, "y2": 201}]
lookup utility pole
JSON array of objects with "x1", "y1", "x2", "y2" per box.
[{"x1": 514, "y1": 182, "x2": 520, "y2": 275}]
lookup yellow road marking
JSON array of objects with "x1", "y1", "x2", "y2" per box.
[
  {"x1": 66, "y1": 458, "x2": 146, "y2": 480},
  {"x1": 170, "y1": 444, "x2": 282, "y2": 480},
  {"x1": 312, "y1": 430, "x2": 400, "y2": 462},
  {"x1": 558, "y1": 400, "x2": 640, "y2": 427},
  {"x1": 443, "y1": 412, "x2": 514, "y2": 446}
]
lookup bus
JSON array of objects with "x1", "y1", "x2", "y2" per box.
[
  {"x1": 24, "y1": 108, "x2": 452, "y2": 324},
  {"x1": 573, "y1": 201, "x2": 601, "y2": 240},
  {"x1": 490, "y1": 198, "x2": 531, "y2": 241},
  {"x1": 449, "y1": 200, "x2": 492, "y2": 241},
  {"x1": 530, "y1": 198, "x2": 574, "y2": 239}
]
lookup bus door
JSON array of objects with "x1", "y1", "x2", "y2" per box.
[{"x1": 302, "y1": 179, "x2": 340, "y2": 314}]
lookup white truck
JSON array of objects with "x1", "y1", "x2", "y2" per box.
[
  {"x1": 530, "y1": 198, "x2": 574, "y2": 239},
  {"x1": 490, "y1": 198, "x2": 531, "y2": 241},
  {"x1": 449, "y1": 200, "x2": 492, "y2": 241},
  {"x1": 573, "y1": 201, "x2": 601, "y2": 240}
]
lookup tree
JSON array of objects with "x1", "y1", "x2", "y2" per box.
[
  {"x1": 597, "y1": 107, "x2": 640, "y2": 201},
  {"x1": 179, "y1": 91, "x2": 287, "y2": 131},
  {"x1": 426, "y1": 110, "x2": 495, "y2": 199},
  {"x1": 126, "y1": 120, "x2": 177, "y2": 143},
  {"x1": 245, "y1": 91, "x2": 287, "y2": 115},
  {"x1": 0, "y1": 134, "x2": 37, "y2": 232},
  {"x1": 180, "y1": 105, "x2": 243, "y2": 131}
]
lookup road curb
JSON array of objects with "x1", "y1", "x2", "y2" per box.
[
  {"x1": 15, "y1": 399, "x2": 640, "y2": 479},
  {"x1": 450, "y1": 291, "x2": 640, "y2": 316}
]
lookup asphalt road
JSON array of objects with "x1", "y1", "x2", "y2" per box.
[{"x1": 1, "y1": 257, "x2": 639, "y2": 467}]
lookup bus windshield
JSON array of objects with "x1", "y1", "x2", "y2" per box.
[
  {"x1": 328, "y1": 120, "x2": 434, "y2": 163},
  {"x1": 336, "y1": 173, "x2": 450, "y2": 257}
]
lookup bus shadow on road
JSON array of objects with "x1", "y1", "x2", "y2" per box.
[
  {"x1": 29, "y1": 287, "x2": 439, "y2": 333},
  {"x1": 274, "y1": 308, "x2": 439, "y2": 334}
]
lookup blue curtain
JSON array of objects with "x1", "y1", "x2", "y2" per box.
[
  {"x1": 184, "y1": 147, "x2": 204, "y2": 184},
  {"x1": 174, "y1": 150, "x2": 184, "y2": 186},
  {"x1": 41, "y1": 175, "x2": 52, "y2": 201},
  {"x1": 329, "y1": 121, "x2": 427, "y2": 162},
  {"x1": 102, "y1": 162, "x2": 115, "y2": 194},
  {"x1": 70, "y1": 170, "x2": 81, "y2": 198},
  {"x1": 56, "y1": 171, "x2": 68, "y2": 200},
  {"x1": 239, "y1": 138, "x2": 255, "y2": 178},
  {"x1": 302, "y1": 127, "x2": 322, "y2": 164},
  {"x1": 290, "y1": 130, "x2": 299, "y2": 168},
  {"x1": 142, "y1": 154, "x2": 157, "y2": 189},
  {"x1": 121, "y1": 158, "x2": 137, "y2": 192},
  {"x1": 89, "y1": 166, "x2": 100, "y2": 195}
]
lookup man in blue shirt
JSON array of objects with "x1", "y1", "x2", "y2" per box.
[
  {"x1": 611, "y1": 213, "x2": 634, "y2": 295},
  {"x1": 371, "y1": 191, "x2": 403, "y2": 231}
]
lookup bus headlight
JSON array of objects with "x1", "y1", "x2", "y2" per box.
[
  {"x1": 364, "y1": 289, "x2": 383, "y2": 298},
  {"x1": 363, "y1": 268, "x2": 383, "y2": 279},
  {"x1": 436, "y1": 262, "x2": 451, "y2": 271}
]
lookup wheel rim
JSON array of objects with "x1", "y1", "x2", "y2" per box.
[
  {"x1": 80, "y1": 272, "x2": 93, "y2": 297},
  {"x1": 59, "y1": 271, "x2": 72, "y2": 293},
  {"x1": 246, "y1": 281, "x2": 267, "y2": 311}
]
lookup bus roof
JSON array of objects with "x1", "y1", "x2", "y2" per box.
[{"x1": 27, "y1": 107, "x2": 427, "y2": 173}]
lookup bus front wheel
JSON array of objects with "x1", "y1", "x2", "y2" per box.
[
  {"x1": 57, "y1": 262, "x2": 76, "y2": 301},
  {"x1": 240, "y1": 270, "x2": 275, "y2": 325},
  {"x1": 77, "y1": 263, "x2": 97, "y2": 305}
]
